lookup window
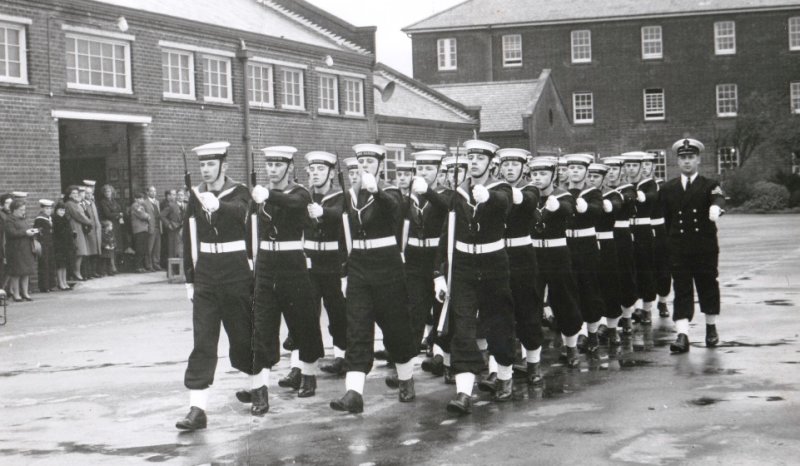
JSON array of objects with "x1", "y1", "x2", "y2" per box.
[
  {"x1": 571, "y1": 30, "x2": 591, "y2": 63},
  {"x1": 572, "y1": 92, "x2": 594, "y2": 124},
  {"x1": 792, "y1": 152, "x2": 800, "y2": 175},
  {"x1": 717, "y1": 147, "x2": 739, "y2": 174},
  {"x1": 201, "y1": 55, "x2": 232, "y2": 103},
  {"x1": 716, "y1": 83, "x2": 738, "y2": 117},
  {"x1": 0, "y1": 21, "x2": 27, "y2": 84},
  {"x1": 714, "y1": 21, "x2": 736, "y2": 55},
  {"x1": 384, "y1": 144, "x2": 406, "y2": 181},
  {"x1": 318, "y1": 73, "x2": 338, "y2": 113},
  {"x1": 791, "y1": 17, "x2": 800, "y2": 51},
  {"x1": 248, "y1": 63, "x2": 274, "y2": 108},
  {"x1": 647, "y1": 149, "x2": 667, "y2": 180},
  {"x1": 502, "y1": 34, "x2": 522, "y2": 67},
  {"x1": 792, "y1": 82, "x2": 800, "y2": 114},
  {"x1": 641, "y1": 26, "x2": 662, "y2": 59},
  {"x1": 437, "y1": 38, "x2": 457, "y2": 70},
  {"x1": 643, "y1": 88, "x2": 665, "y2": 120},
  {"x1": 281, "y1": 67, "x2": 304, "y2": 109},
  {"x1": 161, "y1": 49, "x2": 194, "y2": 99},
  {"x1": 343, "y1": 78, "x2": 364, "y2": 116},
  {"x1": 66, "y1": 34, "x2": 131, "y2": 93}
]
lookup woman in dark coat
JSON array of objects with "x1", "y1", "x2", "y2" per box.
[
  {"x1": 4, "y1": 200, "x2": 37, "y2": 301},
  {"x1": 98, "y1": 184, "x2": 125, "y2": 274},
  {"x1": 34, "y1": 199, "x2": 57, "y2": 292},
  {"x1": 65, "y1": 186, "x2": 92, "y2": 280},
  {"x1": 52, "y1": 201, "x2": 74, "y2": 290}
]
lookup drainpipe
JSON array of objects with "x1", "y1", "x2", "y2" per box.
[{"x1": 236, "y1": 40, "x2": 254, "y2": 186}]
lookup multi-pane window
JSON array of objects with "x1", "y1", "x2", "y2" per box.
[
  {"x1": 714, "y1": 21, "x2": 736, "y2": 55},
  {"x1": 384, "y1": 144, "x2": 406, "y2": 182},
  {"x1": 717, "y1": 147, "x2": 739, "y2": 174},
  {"x1": 643, "y1": 88, "x2": 665, "y2": 120},
  {"x1": 66, "y1": 34, "x2": 131, "y2": 93},
  {"x1": 571, "y1": 30, "x2": 591, "y2": 63},
  {"x1": 572, "y1": 92, "x2": 594, "y2": 124},
  {"x1": 641, "y1": 26, "x2": 662, "y2": 59},
  {"x1": 0, "y1": 21, "x2": 27, "y2": 84},
  {"x1": 502, "y1": 34, "x2": 522, "y2": 67},
  {"x1": 647, "y1": 150, "x2": 668, "y2": 180},
  {"x1": 318, "y1": 74, "x2": 338, "y2": 113},
  {"x1": 792, "y1": 152, "x2": 800, "y2": 175},
  {"x1": 202, "y1": 56, "x2": 231, "y2": 103},
  {"x1": 716, "y1": 83, "x2": 738, "y2": 117},
  {"x1": 161, "y1": 49, "x2": 194, "y2": 99},
  {"x1": 248, "y1": 63, "x2": 274, "y2": 108},
  {"x1": 437, "y1": 38, "x2": 457, "y2": 70},
  {"x1": 343, "y1": 78, "x2": 364, "y2": 116},
  {"x1": 791, "y1": 82, "x2": 800, "y2": 114},
  {"x1": 281, "y1": 67, "x2": 304, "y2": 109},
  {"x1": 791, "y1": 17, "x2": 800, "y2": 51}
]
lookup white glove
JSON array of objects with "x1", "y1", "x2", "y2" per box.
[
  {"x1": 412, "y1": 177, "x2": 428, "y2": 195},
  {"x1": 636, "y1": 191, "x2": 646, "y2": 203},
  {"x1": 472, "y1": 184, "x2": 489, "y2": 204},
  {"x1": 307, "y1": 203, "x2": 323, "y2": 219},
  {"x1": 361, "y1": 172, "x2": 378, "y2": 193},
  {"x1": 251, "y1": 185, "x2": 269, "y2": 204},
  {"x1": 434, "y1": 276, "x2": 448, "y2": 303},
  {"x1": 603, "y1": 199, "x2": 613, "y2": 213},
  {"x1": 511, "y1": 187, "x2": 523, "y2": 205},
  {"x1": 340, "y1": 277, "x2": 347, "y2": 298},
  {"x1": 545, "y1": 195, "x2": 560, "y2": 212},
  {"x1": 709, "y1": 205, "x2": 721, "y2": 222},
  {"x1": 197, "y1": 192, "x2": 219, "y2": 213},
  {"x1": 185, "y1": 283, "x2": 194, "y2": 302},
  {"x1": 576, "y1": 198, "x2": 588, "y2": 213}
]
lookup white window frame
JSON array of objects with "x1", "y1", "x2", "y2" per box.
[
  {"x1": 643, "y1": 88, "x2": 665, "y2": 121},
  {"x1": 792, "y1": 152, "x2": 800, "y2": 175},
  {"x1": 571, "y1": 30, "x2": 592, "y2": 64},
  {"x1": 647, "y1": 150, "x2": 668, "y2": 180},
  {"x1": 201, "y1": 55, "x2": 232, "y2": 104},
  {"x1": 0, "y1": 19, "x2": 29, "y2": 85},
  {"x1": 716, "y1": 83, "x2": 738, "y2": 117},
  {"x1": 502, "y1": 34, "x2": 522, "y2": 67},
  {"x1": 343, "y1": 77, "x2": 364, "y2": 116},
  {"x1": 714, "y1": 21, "x2": 736, "y2": 55},
  {"x1": 790, "y1": 17, "x2": 800, "y2": 51},
  {"x1": 641, "y1": 25, "x2": 663, "y2": 60},
  {"x1": 384, "y1": 143, "x2": 406, "y2": 182},
  {"x1": 437, "y1": 38, "x2": 457, "y2": 71},
  {"x1": 161, "y1": 48, "x2": 194, "y2": 100},
  {"x1": 717, "y1": 147, "x2": 739, "y2": 174},
  {"x1": 65, "y1": 32, "x2": 132, "y2": 94},
  {"x1": 281, "y1": 67, "x2": 305, "y2": 110},
  {"x1": 318, "y1": 73, "x2": 339, "y2": 114},
  {"x1": 791, "y1": 81, "x2": 800, "y2": 115},
  {"x1": 572, "y1": 92, "x2": 594, "y2": 124},
  {"x1": 248, "y1": 63, "x2": 274, "y2": 108}
]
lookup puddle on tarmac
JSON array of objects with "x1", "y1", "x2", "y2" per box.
[
  {"x1": 762, "y1": 299, "x2": 793, "y2": 306},
  {"x1": 690, "y1": 396, "x2": 726, "y2": 406},
  {"x1": 766, "y1": 396, "x2": 785, "y2": 401}
]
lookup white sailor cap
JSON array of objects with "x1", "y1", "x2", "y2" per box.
[
  {"x1": 39, "y1": 199, "x2": 54, "y2": 207},
  {"x1": 413, "y1": 150, "x2": 445, "y2": 165},
  {"x1": 672, "y1": 138, "x2": 705, "y2": 156},
  {"x1": 601, "y1": 156, "x2": 624, "y2": 167},
  {"x1": 353, "y1": 143, "x2": 386, "y2": 159},
  {"x1": 304, "y1": 151, "x2": 337, "y2": 167},
  {"x1": 11, "y1": 191, "x2": 28, "y2": 198},
  {"x1": 261, "y1": 146, "x2": 297, "y2": 162},
  {"x1": 620, "y1": 151, "x2": 649, "y2": 163},
  {"x1": 192, "y1": 141, "x2": 230, "y2": 161},
  {"x1": 557, "y1": 156, "x2": 568, "y2": 167},
  {"x1": 588, "y1": 163, "x2": 610, "y2": 174},
  {"x1": 564, "y1": 153, "x2": 595, "y2": 167},
  {"x1": 343, "y1": 157, "x2": 359, "y2": 170},
  {"x1": 396, "y1": 161, "x2": 415, "y2": 172},
  {"x1": 463, "y1": 139, "x2": 499, "y2": 157},
  {"x1": 442, "y1": 156, "x2": 469, "y2": 169},
  {"x1": 529, "y1": 156, "x2": 559, "y2": 171},
  {"x1": 83, "y1": 179, "x2": 96, "y2": 187},
  {"x1": 496, "y1": 148, "x2": 530, "y2": 163}
]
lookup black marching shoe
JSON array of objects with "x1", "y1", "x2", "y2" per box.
[
  {"x1": 421, "y1": 354, "x2": 444, "y2": 376},
  {"x1": 527, "y1": 362, "x2": 543, "y2": 386},
  {"x1": 477, "y1": 372, "x2": 498, "y2": 393},
  {"x1": 330, "y1": 390, "x2": 364, "y2": 414},
  {"x1": 658, "y1": 302, "x2": 670, "y2": 318},
  {"x1": 705, "y1": 325, "x2": 719, "y2": 348},
  {"x1": 278, "y1": 367, "x2": 302, "y2": 389},
  {"x1": 670, "y1": 333, "x2": 690, "y2": 354},
  {"x1": 385, "y1": 372, "x2": 400, "y2": 389},
  {"x1": 640, "y1": 309, "x2": 652, "y2": 325},
  {"x1": 443, "y1": 366, "x2": 456, "y2": 385},
  {"x1": 176, "y1": 406, "x2": 207, "y2": 431},
  {"x1": 235, "y1": 389, "x2": 252, "y2": 403},
  {"x1": 282, "y1": 336, "x2": 296, "y2": 351},
  {"x1": 320, "y1": 357, "x2": 346, "y2": 376},
  {"x1": 606, "y1": 328, "x2": 621, "y2": 347},
  {"x1": 446, "y1": 392, "x2": 472, "y2": 415},
  {"x1": 398, "y1": 378, "x2": 415, "y2": 402},
  {"x1": 577, "y1": 334, "x2": 589, "y2": 353},
  {"x1": 632, "y1": 308, "x2": 644, "y2": 323},
  {"x1": 298, "y1": 375, "x2": 317, "y2": 398},
  {"x1": 619, "y1": 317, "x2": 632, "y2": 336},
  {"x1": 374, "y1": 349, "x2": 389, "y2": 361},
  {"x1": 565, "y1": 346, "x2": 580, "y2": 368},
  {"x1": 250, "y1": 385, "x2": 270, "y2": 415},
  {"x1": 586, "y1": 332, "x2": 599, "y2": 353},
  {"x1": 492, "y1": 378, "x2": 513, "y2": 402}
]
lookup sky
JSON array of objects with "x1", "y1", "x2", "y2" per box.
[{"x1": 305, "y1": 0, "x2": 465, "y2": 76}]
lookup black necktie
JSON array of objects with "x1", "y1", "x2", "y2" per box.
[{"x1": 685, "y1": 177, "x2": 692, "y2": 192}]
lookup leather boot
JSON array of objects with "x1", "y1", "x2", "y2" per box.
[
  {"x1": 330, "y1": 390, "x2": 364, "y2": 413},
  {"x1": 670, "y1": 333, "x2": 690, "y2": 353},
  {"x1": 658, "y1": 302, "x2": 670, "y2": 317},
  {"x1": 175, "y1": 406, "x2": 207, "y2": 431},
  {"x1": 421, "y1": 354, "x2": 444, "y2": 376},
  {"x1": 298, "y1": 375, "x2": 317, "y2": 398},
  {"x1": 385, "y1": 372, "x2": 399, "y2": 389},
  {"x1": 477, "y1": 372, "x2": 497, "y2": 393},
  {"x1": 320, "y1": 357, "x2": 346, "y2": 376},
  {"x1": 640, "y1": 309, "x2": 652, "y2": 325},
  {"x1": 446, "y1": 392, "x2": 472, "y2": 415},
  {"x1": 443, "y1": 366, "x2": 456, "y2": 385},
  {"x1": 565, "y1": 346, "x2": 580, "y2": 368},
  {"x1": 398, "y1": 378, "x2": 415, "y2": 402},
  {"x1": 586, "y1": 332, "x2": 599, "y2": 353},
  {"x1": 619, "y1": 317, "x2": 632, "y2": 336},
  {"x1": 606, "y1": 328, "x2": 621, "y2": 347},
  {"x1": 278, "y1": 367, "x2": 302, "y2": 389},
  {"x1": 492, "y1": 378, "x2": 513, "y2": 402},
  {"x1": 235, "y1": 389, "x2": 252, "y2": 403},
  {"x1": 526, "y1": 362, "x2": 543, "y2": 386},
  {"x1": 705, "y1": 325, "x2": 719, "y2": 348},
  {"x1": 632, "y1": 308, "x2": 644, "y2": 323},
  {"x1": 250, "y1": 385, "x2": 269, "y2": 416},
  {"x1": 577, "y1": 334, "x2": 588, "y2": 353}
]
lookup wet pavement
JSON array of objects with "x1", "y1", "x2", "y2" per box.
[{"x1": 1, "y1": 214, "x2": 799, "y2": 465}]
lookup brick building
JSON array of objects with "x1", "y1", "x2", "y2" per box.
[{"x1": 404, "y1": 0, "x2": 800, "y2": 180}]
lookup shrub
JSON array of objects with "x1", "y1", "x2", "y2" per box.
[
  {"x1": 742, "y1": 181, "x2": 790, "y2": 210},
  {"x1": 721, "y1": 169, "x2": 752, "y2": 206}
]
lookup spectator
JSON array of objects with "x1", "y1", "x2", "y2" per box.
[
  {"x1": 4, "y1": 200, "x2": 37, "y2": 301},
  {"x1": 100, "y1": 220, "x2": 116, "y2": 276},
  {"x1": 82, "y1": 181, "x2": 102, "y2": 279},
  {"x1": 65, "y1": 185, "x2": 92, "y2": 281},
  {"x1": 52, "y1": 201, "x2": 74, "y2": 291},
  {"x1": 98, "y1": 184, "x2": 125, "y2": 274},
  {"x1": 0, "y1": 193, "x2": 11, "y2": 289},
  {"x1": 130, "y1": 193, "x2": 151, "y2": 273},
  {"x1": 160, "y1": 188, "x2": 183, "y2": 259},
  {"x1": 34, "y1": 199, "x2": 57, "y2": 292},
  {"x1": 143, "y1": 186, "x2": 162, "y2": 271}
]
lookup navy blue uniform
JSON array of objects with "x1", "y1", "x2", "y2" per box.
[
  {"x1": 632, "y1": 178, "x2": 658, "y2": 302},
  {"x1": 596, "y1": 188, "x2": 624, "y2": 319},
  {"x1": 567, "y1": 186, "x2": 606, "y2": 324}
]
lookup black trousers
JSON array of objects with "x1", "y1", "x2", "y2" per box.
[
  {"x1": 534, "y1": 246, "x2": 582, "y2": 337},
  {"x1": 614, "y1": 228, "x2": 638, "y2": 308},
  {"x1": 184, "y1": 280, "x2": 257, "y2": 390},
  {"x1": 652, "y1": 224, "x2": 671, "y2": 297},
  {"x1": 632, "y1": 225, "x2": 656, "y2": 302},
  {"x1": 597, "y1": 238, "x2": 623, "y2": 319},
  {"x1": 407, "y1": 271, "x2": 441, "y2": 349},
  {"x1": 569, "y1": 239, "x2": 606, "y2": 324},
  {"x1": 310, "y1": 270, "x2": 347, "y2": 351},
  {"x1": 510, "y1": 267, "x2": 544, "y2": 350},
  {"x1": 133, "y1": 231, "x2": 149, "y2": 269},
  {"x1": 670, "y1": 251, "x2": 720, "y2": 321}
]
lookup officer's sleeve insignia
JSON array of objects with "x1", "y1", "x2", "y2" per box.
[{"x1": 711, "y1": 186, "x2": 724, "y2": 196}]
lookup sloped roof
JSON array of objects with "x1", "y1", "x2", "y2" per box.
[
  {"x1": 374, "y1": 63, "x2": 478, "y2": 126},
  {"x1": 433, "y1": 80, "x2": 542, "y2": 132},
  {"x1": 91, "y1": 0, "x2": 369, "y2": 53},
  {"x1": 404, "y1": 0, "x2": 800, "y2": 32}
]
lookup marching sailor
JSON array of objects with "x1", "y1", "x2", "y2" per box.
[{"x1": 643, "y1": 155, "x2": 672, "y2": 318}]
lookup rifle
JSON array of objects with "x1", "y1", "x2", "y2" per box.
[
  {"x1": 437, "y1": 141, "x2": 460, "y2": 337},
  {"x1": 336, "y1": 152, "x2": 353, "y2": 255},
  {"x1": 249, "y1": 146, "x2": 259, "y2": 270},
  {"x1": 182, "y1": 145, "x2": 199, "y2": 268}
]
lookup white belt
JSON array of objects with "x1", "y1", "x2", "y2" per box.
[
  {"x1": 597, "y1": 231, "x2": 615, "y2": 240},
  {"x1": 566, "y1": 227, "x2": 597, "y2": 238},
  {"x1": 455, "y1": 240, "x2": 505, "y2": 254},
  {"x1": 614, "y1": 220, "x2": 630, "y2": 228},
  {"x1": 407, "y1": 237, "x2": 440, "y2": 248},
  {"x1": 532, "y1": 238, "x2": 568, "y2": 248},
  {"x1": 259, "y1": 240, "x2": 304, "y2": 251},
  {"x1": 630, "y1": 217, "x2": 651, "y2": 226},
  {"x1": 351, "y1": 236, "x2": 396, "y2": 250},
  {"x1": 505, "y1": 236, "x2": 532, "y2": 248},
  {"x1": 304, "y1": 240, "x2": 339, "y2": 251},
  {"x1": 651, "y1": 218, "x2": 665, "y2": 226},
  {"x1": 200, "y1": 240, "x2": 247, "y2": 254}
]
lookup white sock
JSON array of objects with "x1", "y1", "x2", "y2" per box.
[
  {"x1": 643, "y1": 300, "x2": 654, "y2": 311},
  {"x1": 658, "y1": 295, "x2": 668, "y2": 303},
  {"x1": 488, "y1": 355, "x2": 498, "y2": 373},
  {"x1": 675, "y1": 318, "x2": 690, "y2": 334},
  {"x1": 442, "y1": 352, "x2": 451, "y2": 366},
  {"x1": 345, "y1": 371, "x2": 366, "y2": 394},
  {"x1": 705, "y1": 314, "x2": 717, "y2": 325},
  {"x1": 578, "y1": 322, "x2": 588, "y2": 337},
  {"x1": 496, "y1": 364, "x2": 513, "y2": 381},
  {"x1": 333, "y1": 346, "x2": 345, "y2": 359},
  {"x1": 635, "y1": 299, "x2": 642, "y2": 308},
  {"x1": 432, "y1": 344, "x2": 444, "y2": 357},
  {"x1": 525, "y1": 347, "x2": 542, "y2": 364},
  {"x1": 563, "y1": 333, "x2": 578, "y2": 347},
  {"x1": 396, "y1": 360, "x2": 414, "y2": 381},
  {"x1": 455, "y1": 372, "x2": 475, "y2": 396},
  {"x1": 622, "y1": 306, "x2": 634, "y2": 318},
  {"x1": 290, "y1": 350, "x2": 301, "y2": 369},
  {"x1": 476, "y1": 338, "x2": 488, "y2": 351},
  {"x1": 587, "y1": 320, "x2": 601, "y2": 333},
  {"x1": 302, "y1": 360, "x2": 318, "y2": 376},
  {"x1": 189, "y1": 389, "x2": 208, "y2": 410},
  {"x1": 250, "y1": 369, "x2": 270, "y2": 389},
  {"x1": 606, "y1": 317, "x2": 620, "y2": 329},
  {"x1": 424, "y1": 324, "x2": 433, "y2": 340}
]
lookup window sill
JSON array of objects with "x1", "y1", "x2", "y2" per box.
[
  {"x1": 437, "y1": 68, "x2": 458, "y2": 73},
  {"x1": 65, "y1": 87, "x2": 138, "y2": 99},
  {"x1": 318, "y1": 112, "x2": 366, "y2": 121},
  {"x1": 162, "y1": 96, "x2": 198, "y2": 105},
  {"x1": 251, "y1": 106, "x2": 310, "y2": 116},
  {"x1": 570, "y1": 60, "x2": 592, "y2": 65},
  {"x1": 200, "y1": 100, "x2": 238, "y2": 109},
  {"x1": 0, "y1": 81, "x2": 34, "y2": 91},
  {"x1": 503, "y1": 63, "x2": 523, "y2": 68},
  {"x1": 716, "y1": 114, "x2": 737, "y2": 119},
  {"x1": 644, "y1": 117, "x2": 666, "y2": 122},
  {"x1": 714, "y1": 51, "x2": 736, "y2": 56},
  {"x1": 642, "y1": 57, "x2": 664, "y2": 62},
  {"x1": 573, "y1": 121, "x2": 594, "y2": 126}
]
